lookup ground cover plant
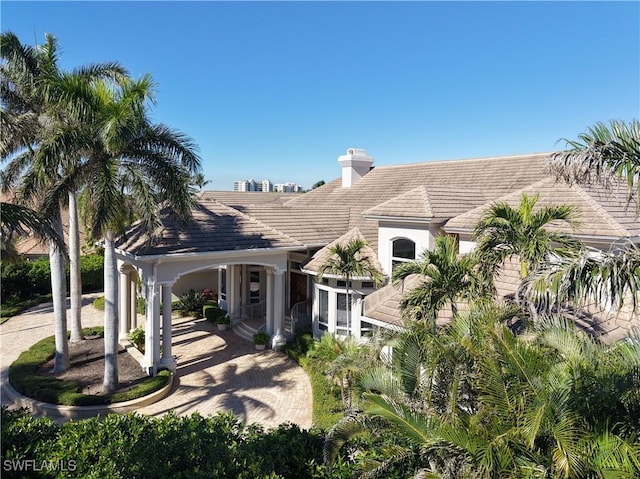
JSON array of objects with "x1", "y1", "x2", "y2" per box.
[{"x1": 8, "y1": 327, "x2": 169, "y2": 406}]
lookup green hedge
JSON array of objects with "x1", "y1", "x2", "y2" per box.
[
  {"x1": 1, "y1": 408, "x2": 357, "y2": 479},
  {"x1": 8, "y1": 327, "x2": 170, "y2": 406},
  {"x1": 1, "y1": 253, "x2": 105, "y2": 301}
]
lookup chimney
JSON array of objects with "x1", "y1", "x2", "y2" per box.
[{"x1": 337, "y1": 148, "x2": 374, "y2": 187}]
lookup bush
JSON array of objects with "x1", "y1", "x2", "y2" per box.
[
  {"x1": 129, "y1": 326, "x2": 145, "y2": 351},
  {"x1": 0, "y1": 252, "x2": 105, "y2": 303},
  {"x1": 203, "y1": 304, "x2": 228, "y2": 324},
  {"x1": 176, "y1": 289, "x2": 206, "y2": 318},
  {"x1": 1, "y1": 408, "x2": 351, "y2": 479},
  {"x1": 79, "y1": 252, "x2": 104, "y2": 292},
  {"x1": 93, "y1": 296, "x2": 105, "y2": 310},
  {"x1": 253, "y1": 330, "x2": 270, "y2": 345}
]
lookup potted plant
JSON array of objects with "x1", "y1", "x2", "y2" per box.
[
  {"x1": 215, "y1": 314, "x2": 231, "y2": 331},
  {"x1": 253, "y1": 330, "x2": 270, "y2": 350}
]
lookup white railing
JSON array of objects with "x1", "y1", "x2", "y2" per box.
[
  {"x1": 230, "y1": 300, "x2": 267, "y2": 325},
  {"x1": 287, "y1": 301, "x2": 312, "y2": 335}
]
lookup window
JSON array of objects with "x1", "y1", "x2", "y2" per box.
[
  {"x1": 392, "y1": 238, "x2": 416, "y2": 270},
  {"x1": 249, "y1": 270, "x2": 260, "y2": 304},
  {"x1": 219, "y1": 268, "x2": 227, "y2": 301},
  {"x1": 318, "y1": 289, "x2": 329, "y2": 331},
  {"x1": 336, "y1": 293, "x2": 348, "y2": 335}
]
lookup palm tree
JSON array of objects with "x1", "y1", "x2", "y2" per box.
[
  {"x1": 549, "y1": 119, "x2": 639, "y2": 207},
  {"x1": 535, "y1": 120, "x2": 640, "y2": 314},
  {"x1": 0, "y1": 201, "x2": 66, "y2": 260},
  {"x1": 392, "y1": 235, "x2": 492, "y2": 327},
  {"x1": 1, "y1": 31, "x2": 126, "y2": 368},
  {"x1": 49, "y1": 76, "x2": 200, "y2": 393},
  {"x1": 191, "y1": 172, "x2": 210, "y2": 191},
  {"x1": 324, "y1": 305, "x2": 640, "y2": 478},
  {"x1": 473, "y1": 192, "x2": 581, "y2": 280},
  {"x1": 317, "y1": 237, "x2": 384, "y2": 336}
]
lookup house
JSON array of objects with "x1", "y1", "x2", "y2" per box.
[{"x1": 114, "y1": 148, "x2": 640, "y2": 375}]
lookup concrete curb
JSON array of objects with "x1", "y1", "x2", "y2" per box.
[{"x1": 4, "y1": 372, "x2": 174, "y2": 420}]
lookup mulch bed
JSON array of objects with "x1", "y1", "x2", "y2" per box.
[{"x1": 39, "y1": 335, "x2": 148, "y2": 396}]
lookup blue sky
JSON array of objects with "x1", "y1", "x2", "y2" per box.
[{"x1": 3, "y1": 1, "x2": 639, "y2": 191}]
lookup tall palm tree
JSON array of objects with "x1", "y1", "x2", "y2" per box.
[
  {"x1": 1, "y1": 31, "x2": 126, "y2": 369},
  {"x1": 317, "y1": 237, "x2": 384, "y2": 337},
  {"x1": 535, "y1": 120, "x2": 640, "y2": 314},
  {"x1": 324, "y1": 305, "x2": 640, "y2": 478},
  {"x1": 49, "y1": 76, "x2": 200, "y2": 393},
  {"x1": 191, "y1": 172, "x2": 210, "y2": 191},
  {"x1": 392, "y1": 235, "x2": 492, "y2": 327},
  {"x1": 473, "y1": 192, "x2": 581, "y2": 280}
]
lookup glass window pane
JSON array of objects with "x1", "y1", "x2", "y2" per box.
[
  {"x1": 319, "y1": 290, "x2": 328, "y2": 325},
  {"x1": 337, "y1": 293, "x2": 348, "y2": 328},
  {"x1": 392, "y1": 239, "x2": 415, "y2": 260}
]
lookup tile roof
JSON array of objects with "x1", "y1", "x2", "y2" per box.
[
  {"x1": 443, "y1": 177, "x2": 640, "y2": 239},
  {"x1": 363, "y1": 185, "x2": 486, "y2": 221},
  {"x1": 301, "y1": 227, "x2": 384, "y2": 278},
  {"x1": 115, "y1": 197, "x2": 303, "y2": 256}
]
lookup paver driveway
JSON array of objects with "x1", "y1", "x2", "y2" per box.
[{"x1": 0, "y1": 294, "x2": 313, "y2": 430}]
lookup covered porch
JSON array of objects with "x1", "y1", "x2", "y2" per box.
[{"x1": 116, "y1": 249, "x2": 297, "y2": 376}]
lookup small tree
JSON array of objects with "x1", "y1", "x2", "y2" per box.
[{"x1": 317, "y1": 237, "x2": 383, "y2": 336}]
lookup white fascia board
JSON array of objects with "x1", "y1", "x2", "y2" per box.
[
  {"x1": 363, "y1": 214, "x2": 434, "y2": 224},
  {"x1": 359, "y1": 315, "x2": 406, "y2": 332},
  {"x1": 115, "y1": 245, "x2": 303, "y2": 264}
]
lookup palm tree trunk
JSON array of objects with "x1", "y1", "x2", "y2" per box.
[
  {"x1": 102, "y1": 232, "x2": 119, "y2": 394},
  {"x1": 68, "y1": 191, "x2": 83, "y2": 342},
  {"x1": 50, "y1": 209, "x2": 69, "y2": 374}
]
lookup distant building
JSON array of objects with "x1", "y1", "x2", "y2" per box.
[
  {"x1": 233, "y1": 179, "x2": 258, "y2": 192},
  {"x1": 233, "y1": 178, "x2": 299, "y2": 192},
  {"x1": 274, "y1": 182, "x2": 301, "y2": 193},
  {"x1": 261, "y1": 180, "x2": 273, "y2": 192}
]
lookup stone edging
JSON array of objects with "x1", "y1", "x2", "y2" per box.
[{"x1": 3, "y1": 371, "x2": 174, "y2": 420}]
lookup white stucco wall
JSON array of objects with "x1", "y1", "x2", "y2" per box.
[
  {"x1": 173, "y1": 270, "x2": 219, "y2": 297},
  {"x1": 377, "y1": 222, "x2": 437, "y2": 276}
]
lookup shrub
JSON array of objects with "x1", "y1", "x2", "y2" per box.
[
  {"x1": 79, "y1": 252, "x2": 104, "y2": 292},
  {"x1": 203, "y1": 304, "x2": 228, "y2": 324},
  {"x1": 93, "y1": 296, "x2": 105, "y2": 310},
  {"x1": 129, "y1": 326, "x2": 145, "y2": 351},
  {"x1": 253, "y1": 330, "x2": 270, "y2": 345},
  {"x1": 176, "y1": 289, "x2": 206, "y2": 318}
]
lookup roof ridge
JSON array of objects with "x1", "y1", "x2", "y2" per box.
[
  {"x1": 373, "y1": 152, "x2": 553, "y2": 170},
  {"x1": 571, "y1": 183, "x2": 632, "y2": 237}
]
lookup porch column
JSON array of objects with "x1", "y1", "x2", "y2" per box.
[
  {"x1": 271, "y1": 270, "x2": 286, "y2": 349},
  {"x1": 265, "y1": 269, "x2": 274, "y2": 335},
  {"x1": 118, "y1": 267, "x2": 131, "y2": 341},
  {"x1": 351, "y1": 292, "x2": 363, "y2": 340},
  {"x1": 144, "y1": 281, "x2": 161, "y2": 376},
  {"x1": 159, "y1": 283, "x2": 176, "y2": 371},
  {"x1": 229, "y1": 265, "x2": 242, "y2": 318},
  {"x1": 130, "y1": 274, "x2": 138, "y2": 329},
  {"x1": 241, "y1": 264, "x2": 249, "y2": 307}
]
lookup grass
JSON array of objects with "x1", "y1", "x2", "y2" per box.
[
  {"x1": 1, "y1": 294, "x2": 52, "y2": 323},
  {"x1": 282, "y1": 332, "x2": 344, "y2": 430},
  {"x1": 9, "y1": 327, "x2": 170, "y2": 406}
]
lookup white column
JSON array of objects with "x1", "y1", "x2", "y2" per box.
[
  {"x1": 159, "y1": 283, "x2": 176, "y2": 371},
  {"x1": 230, "y1": 265, "x2": 242, "y2": 317},
  {"x1": 351, "y1": 293, "x2": 363, "y2": 340},
  {"x1": 271, "y1": 270, "x2": 286, "y2": 349},
  {"x1": 265, "y1": 269, "x2": 274, "y2": 335},
  {"x1": 119, "y1": 268, "x2": 130, "y2": 341},
  {"x1": 130, "y1": 275, "x2": 138, "y2": 330},
  {"x1": 144, "y1": 281, "x2": 161, "y2": 376}
]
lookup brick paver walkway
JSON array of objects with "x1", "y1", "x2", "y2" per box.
[{"x1": 0, "y1": 294, "x2": 313, "y2": 430}]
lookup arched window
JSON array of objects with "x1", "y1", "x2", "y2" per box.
[{"x1": 392, "y1": 238, "x2": 416, "y2": 270}]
